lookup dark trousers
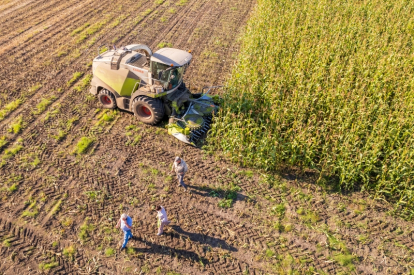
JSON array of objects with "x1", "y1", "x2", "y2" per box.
[{"x1": 177, "y1": 173, "x2": 187, "y2": 189}]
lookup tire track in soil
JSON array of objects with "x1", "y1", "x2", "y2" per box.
[
  {"x1": 115, "y1": 134, "x2": 414, "y2": 274},
  {"x1": 231, "y1": 176, "x2": 414, "y2": 273},
  {"x1": 121, "y1": 142, "x2": 334, "y2": 272},
  {"x1": 0, "y1": 217, "x2": 79, "y2": 274},
  {"x1": 0, "y1": 174, "x2": 250, "y2": 274},
  {"x1": 0, "y1": 134, "x2": 324, "y2": 274},
  {"x1": 0, "y1": 148, "x2": 267, "y2": 274},
  {"x1": 25, "y1": 131, "x2": 304, "y2": 273},
  {"x1": 263, "y1": 181, "x2": 413, "y2": 273},
  {"x1": 0, "y1": 127, "x2": 268, "y2": 272},
  {"x1": 3, "y1": 145, "x2": 414, "y2": 271},
  {"x1": 45, "y1": 132, "x2": 292, "y2": 274},
  {"x1": 4, "y1": 118, "x2": 414, "y2": 274}
]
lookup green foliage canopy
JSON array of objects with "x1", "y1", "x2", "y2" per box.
[{"x1": 209, "y1": 0, "x2": 414, "y2": 217}]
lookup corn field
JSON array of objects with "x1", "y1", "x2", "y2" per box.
[{"x1": 208, "y1": 0, "x2": 414, "y2": 217}]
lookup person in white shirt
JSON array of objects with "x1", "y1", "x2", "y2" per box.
[
  {"x1": 115, "y1": 213, "x2": 133, "y2": 251},
  {"x1": 156, "y1": 205, "x2": 170, "y2": 236},
  {"x1": 171, "y1": 156, "x2": 188, "y2": 191}
]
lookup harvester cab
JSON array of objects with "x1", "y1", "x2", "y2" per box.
[{"x1": 90, "y1": 44, "x2": 220, "y2": 145}]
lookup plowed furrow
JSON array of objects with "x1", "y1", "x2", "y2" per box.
[
  {"x1": 0, "y1": 0, "x2": 111, "y2": 56},
  {"x1": 0, "y1": 0, "x2": 78, "y2": 38}
]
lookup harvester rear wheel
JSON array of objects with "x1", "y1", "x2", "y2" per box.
[
  {"x1": 132, "y1": 96, "x2": 164, "y2": 125},
  {"x1": 98, "y1": 89, "x2": 116, "y2": 109}
]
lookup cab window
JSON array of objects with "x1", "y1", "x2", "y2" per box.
[{"x1": 151, "y1": 62, "x2": 170, "y2": 81}]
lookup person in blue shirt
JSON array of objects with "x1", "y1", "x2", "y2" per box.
[{"x1": 115, "y1": 213, "x2": 133, "y2": 251}]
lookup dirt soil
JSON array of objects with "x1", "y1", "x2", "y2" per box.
[{"x1": 0, "y1": 0, "x2": 413, "y2": 274}]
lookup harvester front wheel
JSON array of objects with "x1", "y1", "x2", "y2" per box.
[
  {"x1": 98, "y1": 89, "x2": 116, "y2": 109},
  {"x1": 132, "y1": 96, "x2": 164, "y2": 125}
]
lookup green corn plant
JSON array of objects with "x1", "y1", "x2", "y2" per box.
[{"x1": 208, "y1": 0, "x2": 414, "y2": 218}]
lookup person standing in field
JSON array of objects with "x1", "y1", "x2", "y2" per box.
[
  {"x1": 171, "y1": 156, "x2": 188, "y2": 191},
  {"x1": 156, "y1": 205, "x2": 171, "y2": 236},
  {"x1": 115, "y1": 213, "x2": 133, "y2": 251}
]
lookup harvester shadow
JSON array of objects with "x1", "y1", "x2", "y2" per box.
[
  {"x1": 129, "y1": 236, "x2": 203, "y2": 263},
  {"x1": 275, "y1": 166, "x2": 358, "y2": 196},
  {"x1": 170, "y1": 225, "x2": 237, "y2": 252}
]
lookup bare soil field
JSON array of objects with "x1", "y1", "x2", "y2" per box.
[{"x1": 0, "y1": 0, "x2": 413, "y2": 274}]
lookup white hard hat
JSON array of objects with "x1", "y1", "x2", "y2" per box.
[
  {"x1": 175, "y1": 156, "x2": 180, "y2": 162},
  {"x1": 121, "y1": 213, "x2": 127, "y2": 219}
]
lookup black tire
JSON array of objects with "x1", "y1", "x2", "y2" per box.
[
  {"x1": 98, "y1": 89, "x2": 117, "y2": 109},
  {"x1": 132, "y1": 96, "x2": 164, "y2": 125}
]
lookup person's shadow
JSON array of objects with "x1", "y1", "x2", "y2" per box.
[
  {"x1": 126, "y1": 225, "x2": 236, "y2": 264},
  {"x1": 188, "y1": 185, "x2": 254, "y2": 204},
  {"x1": 169, "y1": 225, "x2": 237, "y2": 252},
  {"x1": 129, "y1": 235, "x2": 203, "y2": 263}
]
